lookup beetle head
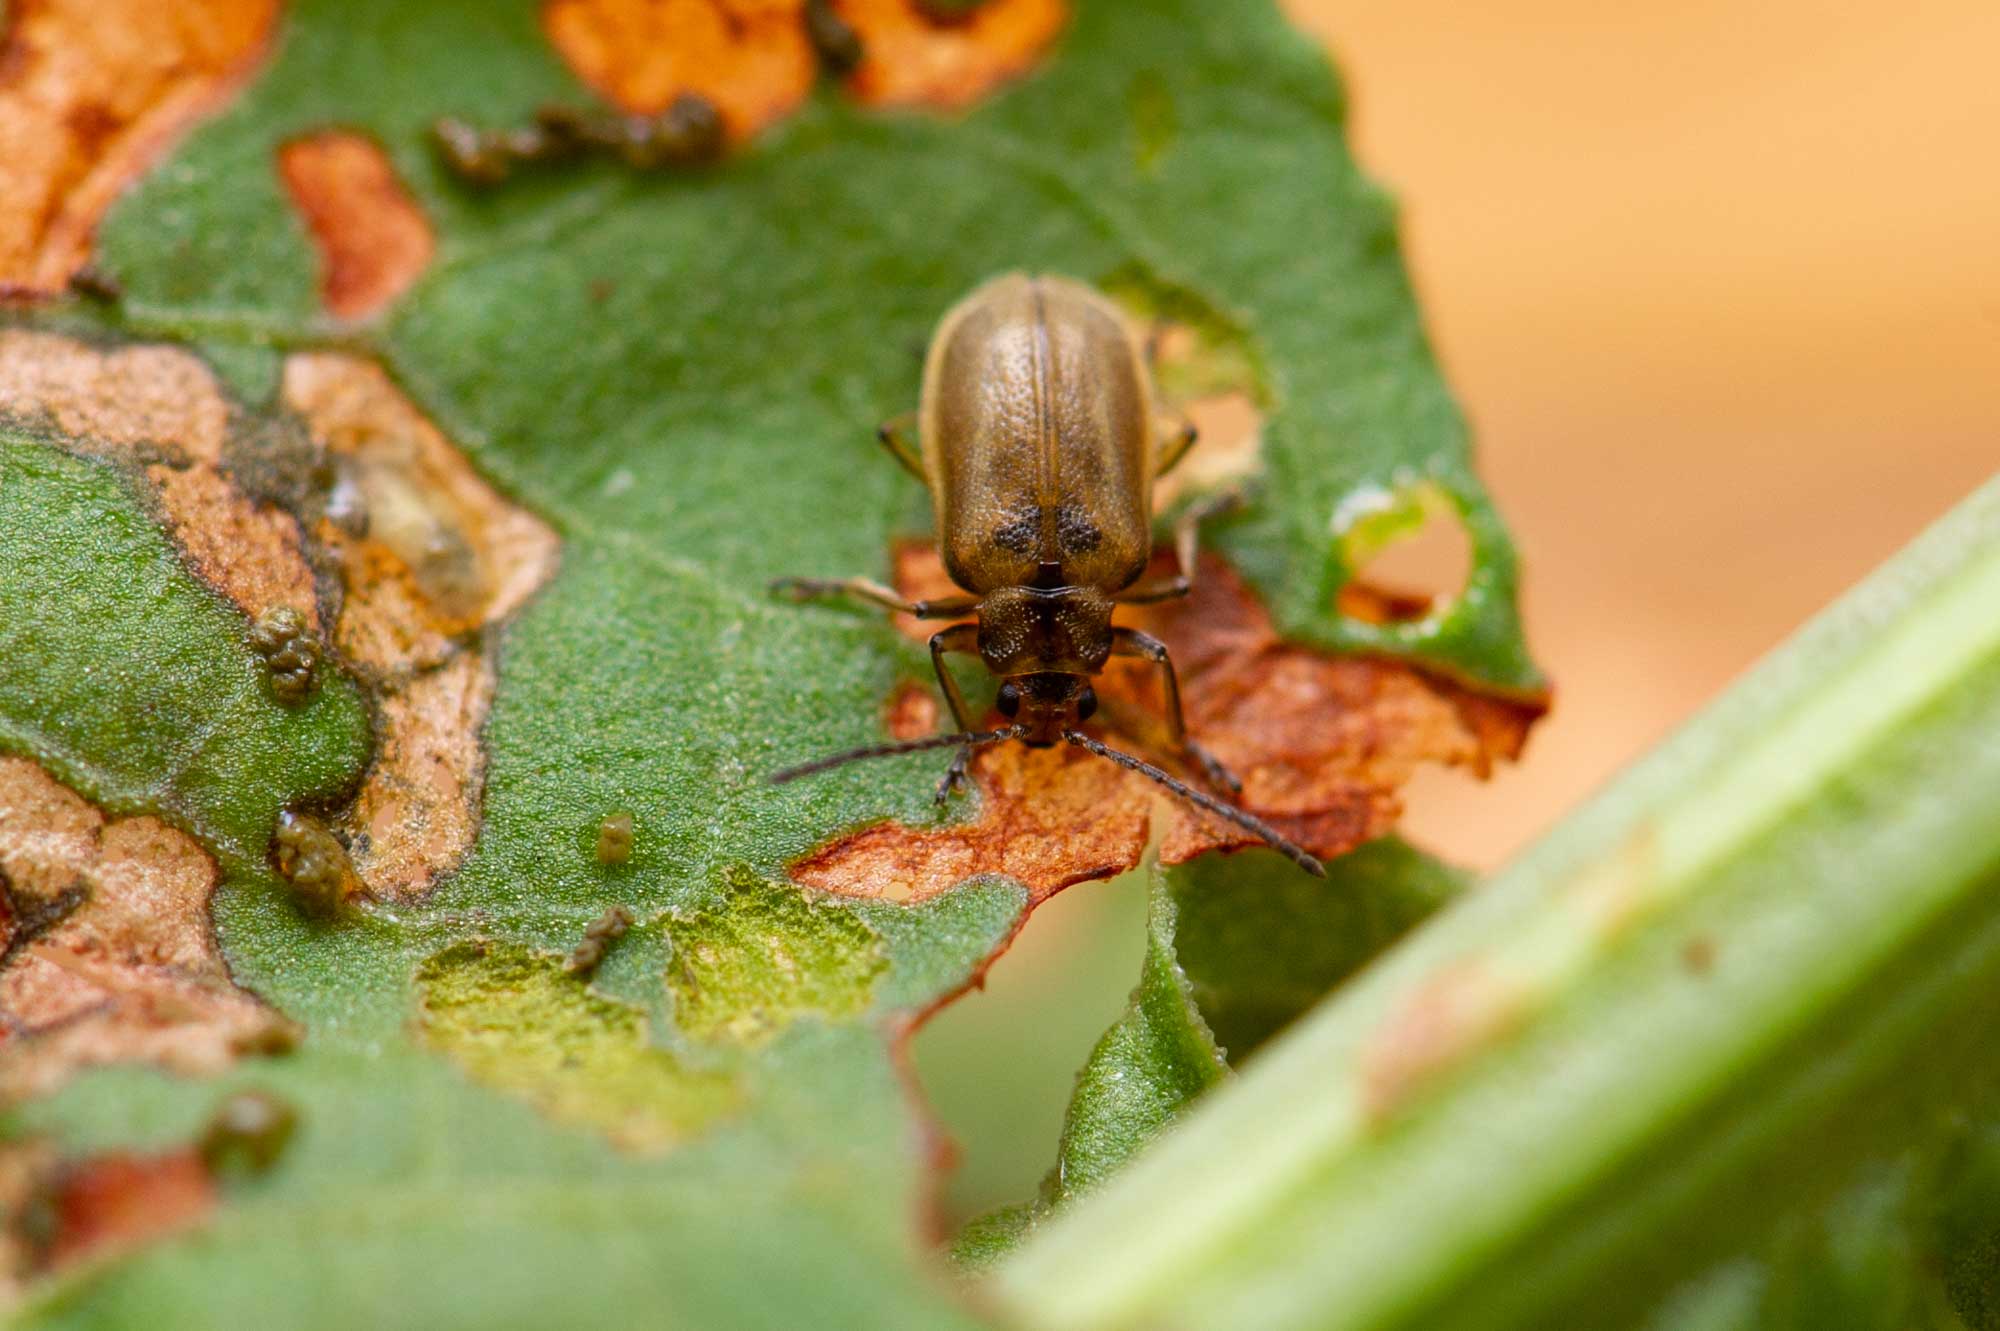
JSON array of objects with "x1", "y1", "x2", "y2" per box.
[{"x1": 996, "y1": 671, "x2": 1096, "y2": 746}]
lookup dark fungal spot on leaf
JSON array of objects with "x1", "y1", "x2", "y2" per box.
[
  {"x1": 198, "y1": 1090, "x2": 298, "y2": 1176},
  {"x1": 65, "y1": 264, "x2": 123, "y2": 303},
  {"x1": 565, "y1": 904, "x2": 635, "y2": 977},
  {"x1": 434, "y1": 96, "x2": 725, "y2": 184},
  {"x1": 247, "y1": 605, "x2": 320, "y2": 705},
  {"x1": 805, "y1": 0, "x2": 866, "y2": 74},
  {"x1": 271, "y1": 810, "x2": 359, "y2": 917}
]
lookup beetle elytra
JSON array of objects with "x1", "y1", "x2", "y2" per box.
[{"x1": 772, "y1": 273, "x2": 1323, "y2": 875}]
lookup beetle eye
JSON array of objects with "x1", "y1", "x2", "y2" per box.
[
  {"x1": 996, "y1": 682, "x2": 1021, "y2": 718},
  {"x1": 1075, "y1": 686, "x2": 1098, "y2": 722}
]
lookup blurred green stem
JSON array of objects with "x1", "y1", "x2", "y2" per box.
[{"x1": 994, "y1": 474, "x2": 2000, "y2": 1330}]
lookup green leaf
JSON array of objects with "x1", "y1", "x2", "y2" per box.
[
  {"x1": 994, "y1": 474, "x2": 2000, "y2": 1330},
  {"x1": 0, "y1": 0, "x2": 1538, "y2": 1323},
  {"x1": 960, "y1": 839, "x2": 1462, "y2": 1265},
  {"x1": 0, "y1": 435, "x2": 371, "y2": 868}
]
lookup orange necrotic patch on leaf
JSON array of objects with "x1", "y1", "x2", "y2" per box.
[
  {"x1": 832, "y1": 0, "x2": 1066, "y2": 109},
  {"x1": 34, "y1": 1148, "x2": 214, "y2": 1277},
  {"x1": 790, "y1": 544, "x2": 1538, "y2": 904},
  {"x1": 0, "y1": 0, "x2": 278, "y2": 294},
  {"x1": 277, "y1": 130, "x2": 435, "y2": 322},
  {"x1": 542, "y1": 0, "x2": 817, "y2": 143},
  {"x1": 281, "y1": 352, "x2": 560, "y2": 900},
  {"x1": 0, "y1": 329, "x2": 319, "y2": 632},
  {"x1": 0, "y1": 332, "x2": 559, "y2": 905},
  {"x1": 0, "y1": 759, "x2": 297, "y2": 1102}
]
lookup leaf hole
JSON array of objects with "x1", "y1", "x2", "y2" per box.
[{"x1": 1333, "y1": 481, "x2": 1471, "y2": 625}]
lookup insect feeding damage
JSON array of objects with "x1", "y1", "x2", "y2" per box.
[
  {"x1": 0, "y1": 0, "x2": 279, "y2": 296},
  {"x1": 277, "y1": 130, "x2": 434, "y2": 321},
  {"x1": 793, "y1": 546, "x2": 1535, "y2": 904},
  {"x1": 775, "y1": 273, "x2": 1535, "y2": 891},
  {"x1": 0, "y1": 332, "x2": 559, "y2": 906},
  {"x1": 772, "y1": 269, "x2": 1536, "y2": 887},
  {"x1": 453, "y1": 0, "x2": 1064, "y2": 184},
  {"x1": 0, "y1": 758, "x2": 298, "y2": 1103}
]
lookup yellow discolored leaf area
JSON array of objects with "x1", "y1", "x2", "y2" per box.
[
  {"x1": 415, "y1": 939, "x2": 741, "y2": 1153},
  {"x1": 666, "y1": 870, "x2": 888, "y2": 1045}
]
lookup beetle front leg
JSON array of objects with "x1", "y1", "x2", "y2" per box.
[
  {"x1": 1110, "y1": 626, "x2": 1241, "y2": 794},
  {"x1": 770, "y1": 575, "x2": 978, "y2": 621},
  {"x1": 928, "y1": 623, "x2": 983, "y2": 802}
]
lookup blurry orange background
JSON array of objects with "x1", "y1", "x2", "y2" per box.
[{"x1": 919, "y1": 0, "x2": 2000, "y2": 1218}]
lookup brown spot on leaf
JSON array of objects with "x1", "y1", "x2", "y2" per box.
[
  {"x1": 833, "y1": 0, "x2": 1066, "y2": 109},
  {"x1": 0, "y1": 330, "x2": 319, "y2": 632},
  {"x1": 0, "y1": 0, "x2": 278, "y2": 293},
  {"x1": 277, "y1": 130, "x2": 435, "y2": 322},
  {"x1": 0, "y1": 332, "x2": 559, "y2": 907},
  {"x1": 1334, "y1": 580, "x2": 1437, "y2": 626},
  {"x1": 1682, "y1": 935, "x2": 1717, "y2": 975},
  {"x1": 283, "y1": 353, "x2": 560, "y2": 674},
  {"x1": 1358, "y1": 958, "x2": 1527, "y2": 1121},
  {"x1": 339, "y1": 654, "x2": 496, "y2": 900},
  {"x1": 36, "y1": 1148, "x2": 213, "y2": 1274},
  {"x1": 281, "y1": 353, "x2": 560, "y2": 900},
  {"x1": 792, "y1": 544, "x2": 1538, "y2": 903},
  {"x1": 0, "y1": 329, "x2": 229, "y2": 463},
  {"x1": 542, "y1": 0, "x2": 818, "y2": 143},
  {"x1": 0, "y1": 759, "x2": 296, "y2": 1102},
  {"x1": 884, "y1": 679, "x2": 940, "y2": 740}
]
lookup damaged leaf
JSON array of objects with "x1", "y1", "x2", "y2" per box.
[
  {"x1": 957, "y1": 840, "x2": 1462, "y2": 1266},
  {"x1": 0, "y1": 0, "x2": 1540, "y2": 1325}
]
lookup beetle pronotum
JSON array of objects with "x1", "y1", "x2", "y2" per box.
[{"x1": 772, "y1": 273, "x2": 1324, "y2": 875}]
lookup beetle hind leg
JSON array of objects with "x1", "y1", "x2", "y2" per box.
[
  {"x1": 876, "y1": 411, "x2": 924, "y2": 479},
  {"x1": 1154, "y1": 418, "x2": 1198, "y2": 477},
  {"x1": 1116, "y1": 486, "x2": 1245, "y2": 605}
]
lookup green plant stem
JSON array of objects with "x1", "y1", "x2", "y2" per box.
[{"x1": 993, "y1": 473, "x2": 2000, "y2": 1330}]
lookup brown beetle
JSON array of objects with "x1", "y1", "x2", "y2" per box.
[{"x1": 772, "y1": 273, "x2": 1323, "y2": 875}]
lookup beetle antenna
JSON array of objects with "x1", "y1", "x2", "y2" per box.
[
  {"x1": 1062, "y1": 730, "x2": 1325, "y2": 877},
  {"x1": 770, "y1": 727, "x2": 1025, "y2": 784}
]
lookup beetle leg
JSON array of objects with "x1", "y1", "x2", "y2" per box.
[
  {"x1": 770, "y1": 576, "x2": 978, "y2": 620},
  {"x1": 876, "y1": 411, "x2": 925, "y2": 479},
  {"x1": 1110, "y1": 626, "x2": 1241, "y2": 794},
  {"x1": 1154, "y1": 418, "x2": 1198, "y2": 477},
  {"x1": 929, "y1": 622, "x2": 983, "y2": 802},
  {"x1": 1115, "y1": 487, "x2": 1245, "y2": 605}
]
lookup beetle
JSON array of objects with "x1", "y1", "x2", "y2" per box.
[{"x1": 771, "y1": 272, "x2": 1323, "y2": 875}]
